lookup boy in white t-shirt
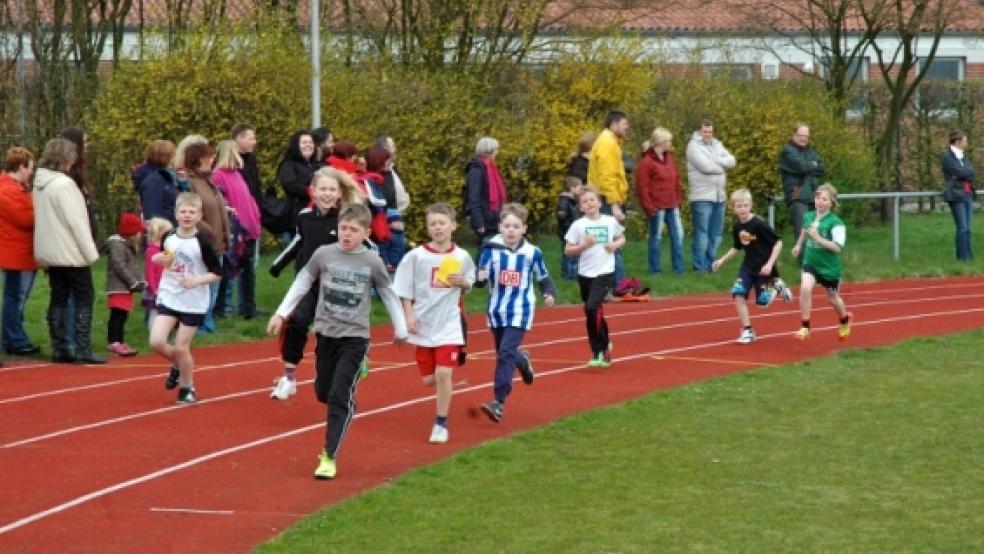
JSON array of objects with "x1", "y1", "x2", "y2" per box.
[
  {"x1": 392, "y1": 203, "x2": 475, "y2": 444},
  {"x1": 564, "y1": 187, "x2": 626, "y2": 368},
  {"x1": 149, "y1": 192, "x2": 223, "y2": 404}
]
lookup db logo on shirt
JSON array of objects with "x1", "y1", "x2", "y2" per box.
[{"x1": 499, "y1": 269, "x2": 521, "y2": 287}]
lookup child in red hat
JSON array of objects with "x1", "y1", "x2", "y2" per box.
[{"x1": 104, "y1": 212, "x2": 146, "y2": 356}]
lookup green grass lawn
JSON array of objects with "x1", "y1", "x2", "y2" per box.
[
  {"x1": 257, "y1": 329, "x2": 984, "y2": 553},
  {"x1": 12, "y1": 211, "x2": 983, "y2": 358}
]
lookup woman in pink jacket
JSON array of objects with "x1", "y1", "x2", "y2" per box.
[{"x1": 635, "y1": 127, "x2": 685, "y2": 274}]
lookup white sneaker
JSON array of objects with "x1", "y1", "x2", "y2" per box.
[
  {"x1": 428, "y1": 424, "x2": 449, "y2": 444},
  {"x1": 270, "y1": 375, "x2": 297, "y2": 400},
  {"x1": 774, "y1": 279, "x2": 794, "y2": 302},
  {"x1": 737, "y1": 328, "x2": 756, "y2": 344}
]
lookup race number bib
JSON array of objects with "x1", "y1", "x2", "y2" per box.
[{"x1": 499, "y1": 269, "x2": 522, "y2": 287}]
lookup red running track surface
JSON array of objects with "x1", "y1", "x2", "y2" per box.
[{"x1": 2, "y1": 276, "x2": 984, "y2": 552}]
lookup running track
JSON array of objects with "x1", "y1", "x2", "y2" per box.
[{"x1": 2, "y1": 277, "x2": 984, "y2": 552}]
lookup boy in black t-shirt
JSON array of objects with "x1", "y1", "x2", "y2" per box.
[{"x1": 711, "y1": 188, "x2": 793, "y2": 344}]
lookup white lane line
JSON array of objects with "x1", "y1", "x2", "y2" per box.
[
  {"x1": 148, "y1": 507, "x2": 235, "y2": 515},
  {"x1": 5, "y1": 290, "x2": 984, "y2": 448},
  {"x1": 3, "y1": 304, "x2": 983, "y2": 536}
]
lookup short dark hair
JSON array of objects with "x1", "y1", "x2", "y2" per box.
[
  {"x1": 230, "y1": 123, "x2": 253, "y2": 139},
  {"x1": 312, "y1": 126, "x2": 333, "y2": 146},
  {"x1": 699, "y1": 119, "x2": 714, "y2": 129},
  {"x1": 184, "y1": 142, "x2": 215, "y2": 173},
  {"x1": 364, "y1": 146, "x2": 391, "y2": 173},
  {"x1": 339, "y1": 203, "x2": 372, "y2": 228},
  {"x1": 604, "y1": 110, "x2": 628, "y2": 129},
  {"x1": 949, "y1": 130, "x2": 967, "y2": 145}
]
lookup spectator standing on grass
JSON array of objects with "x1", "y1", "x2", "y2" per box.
[
  {"x1": 0, "y1": 147, "x2": 40, "y2": 357},
  {"x1": 465, "y1": 137, "x2": 508, "y2": 246},
  {"x1": 779, "y1": 124, "x2": 825, "y2": 261},
  {"x1": 564, "y1": 187, "x2": 625, "y2": 368},
  {"x1": 278, "y1": 130, "x2": 320, "y2": 229},
  {"x1": 687, "y1": 119, "x2": 736, "y2": 272},
  {"x1": 184, "y1": 141, "x2": 230, "y2": 334},
  {"x1": 266, "y1": 203, "x2": 408, "y2": 480},
  {"x1": 232, "y1": 123, "x2": 264, "y2": 318},
  {"x1": 212, "y1": 140, "x2": 262, "y2": 319},
  {"x1": 587, "y1": 110, "x2": 630, "y2": 285},
  {"x1": 58, "y1": 127, "x2": 96, "y2": 349},
  {"x1": 133, "y1": 140, "x2": 180, "y2": 225},
  {"x1": 637, "y1": 127, "x2": 686, "y2": 275},
  {"x1": 392, "y1": 203, "x2": 475, "y2": 443},
  {"x1": 557, "y1": 175, "x2": 583, "y2": 280},
  {"x1": 152, "y1": 192, "x2": 223, "y2": 404},
  {"x1": 941, "y1": 130, "x2": 976, "y2": 262},
  {"x1": 567, "y1": 132, "x2": 596, "y2": 184},
  {"x1": 143, "y1": 217, "x2": 173, "y2": 327},
  {"x1": 33, "y1": 138, "x2": 104, "y2": 364},
  {"x1": 375, "y1": 136, "x2": 410, "y2": 270},
  {"x1": 791, "y1": 183, "x2": 852, "y2": 342},
  {"x1": 104, "y1": 212, "x2": 146, "y2": 357}
]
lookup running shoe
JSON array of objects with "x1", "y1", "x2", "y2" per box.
[
  {"x1": 587, "y1": 352, "x2": 610, "y2": 368},
  {"x1": 164, "y1": 365, "x2": 180, "y2": 390},
  {"x1": 358, "y1": 357, "x2": 370, "y2": 380},
  {"x1": 314, "y1": 450, "x2": 337, "y2": 479},
  {"x1": 480, "y1": 400, "x2": 504, "y2": 423},
  {"x1": 730, "y1": 278, "x2": 747, "y2": 295},
  {"x1": 428, "y1": 424, "x2": 449, "y2": 444},
  {"x1": 774, "y1": 279, "x2": 794, "y2": 302},
  {"x1": 756, "y1": 287, "x2": 776, "y2": 307},
  {"x1": 271, "y1": 375, "x2": 297, "y2": 400},
  {"x1": 516, "y1": 349, "x2": 534, "y2": 385},
  {"x1": 838, "y1": 312, "x2": 854, "y2": 341},
  {"x1": 176, "y1": 387, "x2": 197, "y2": 405},
  {"x1": 737, "y1": 328, "x2": 756, "y2": 344},
  {"x1": 794, "y1": 327, "x2": 811, "y2": 341}
]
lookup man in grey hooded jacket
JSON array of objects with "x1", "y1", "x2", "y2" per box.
[{"x1": 686, "y1": 120, "x2": 736, "y2": 272}]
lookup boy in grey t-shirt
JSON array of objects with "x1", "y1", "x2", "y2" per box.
[{"x1": 267, "y1": 204, "x2": 407, "y2": 480}]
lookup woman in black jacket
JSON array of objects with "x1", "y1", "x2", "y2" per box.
[
  {"x1": 465, "y1": 137, "x2": 507, "y2": 245},
  {"x1": 942, "y1": 130, "x2": 976, "y2": 261},
  {"x1": 277, "y1": 130, "x2": 320, "y2": 229}
]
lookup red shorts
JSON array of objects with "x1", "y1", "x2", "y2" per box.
[{"x1": 415, "y1": 345, "x2": 462, "y2": 376}]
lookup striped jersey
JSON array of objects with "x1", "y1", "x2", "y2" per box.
[{"x1": 478, "y1": 235, "x2": 554, "y2": 330}]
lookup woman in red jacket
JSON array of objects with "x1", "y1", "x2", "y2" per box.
[
  {"x1": 0, "y1": 147, "x2": 40, "y2": 356},
  {"x1": 635, "y1": 128, "x2": 685, "y2": 274}
]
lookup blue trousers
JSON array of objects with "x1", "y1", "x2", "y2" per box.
[
  {"x1": 491, "y1": 326, "x2": 526, "y2": 404},
  {"x1": 949, "y1": 198, "x2": 974, "y2": 261},
  {"x1": 2, "y1": 269, "x2": 37, "y2": 351},
  {"x1": 691, "y1": 200, "x2": 725, "y2": 272},
  {"x1": 647, "y1": 208, "x2": 685, "y2": 274}
]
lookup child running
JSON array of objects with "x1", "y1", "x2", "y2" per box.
[
  {"x1": 711, "y1": 188, "x2": 793, "y2": 344},
  {"x1": 143, "y1": 217, "x2": 173, "y2": 327},
  {"x1": 476, "y1": 203, "x2": 556, "y2": 422},
  {"x1": 268, "y1": 167, "x2": 363, "y2": 400},
  {"x1": 564, "y1": 187, "x2": 624, "y2": 368},
  {"x1": 267, "y1": 203, "x2": 408, "y2": 480},
  {"x1": 791, "y1": 183, "x2": 853, "y2": 341},
  {"x1": 392, "y1": 202, "x2": 475, "y2": 443},
  {"x1": 104, "y1": 212, "x2": 146, "y2": 356},
  {"x1": 150, "y1": 193, "x2": 222, "y2": 404}
]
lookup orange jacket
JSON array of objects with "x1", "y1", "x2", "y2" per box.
[{"x1": 0, "y1": 173, "x2": 37, "y2": 271}]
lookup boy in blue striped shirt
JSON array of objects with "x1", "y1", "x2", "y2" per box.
[{"x1": 476, "y1": 203, "x2": 557, "y2": 422}]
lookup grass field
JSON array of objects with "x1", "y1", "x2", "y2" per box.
[
  {"x1": 257, "y1": 329, "x2": 984, "y2": 553},
  {"x1": 13, "y1": 211, "x2": 983, "y2": 359}
]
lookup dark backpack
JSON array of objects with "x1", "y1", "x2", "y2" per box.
[{"x1": 261, "y1": 187, "x2": 293, "y2": 234}]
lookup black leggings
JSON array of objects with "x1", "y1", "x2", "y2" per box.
[
  {"x1": 578, "y1": 273, "x2": 613, "y2": 356},
  {"x1": 108, "y1": 308, "x2": 128, "y2": 344}
]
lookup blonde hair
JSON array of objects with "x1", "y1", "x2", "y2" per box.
[
  {"x1": 815, "y1": 182, "x2": 838, "y2": 209},
  {"x1": 311, "y1": 167, "x2": 362, "y2": 206},
  {"x1": 642, "y1": 127, "x2": 672, "y2": 151},
  {"x1": 175, "y1": 192, "x2": 203, "y2": 211},
  {"x1": 730, "y1": 187, "x2": 753, "y2": 203},
  {"x1": 499, "y1": 202, "x2": 529, "y2": 224},
  {"x1": 174, "y1": 134, "x2": 208, "y2": 170},
  {"x1": 580, "y1": 185, "x2": 601, "y2": 201},
  {"x1": 214, "y1": 140, "x2": 243, "y2": 170},
  {"x1": 146, "y1": 217, "x2": 173, "y2": 243}
]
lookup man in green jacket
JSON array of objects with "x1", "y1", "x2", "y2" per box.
[{"x1": 779, "y1": 124, "x2": 826, "y2": 260}]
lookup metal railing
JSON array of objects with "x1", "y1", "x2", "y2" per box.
[{"x1": 767, "y1": 191, "x2": 980, "y2": 261}]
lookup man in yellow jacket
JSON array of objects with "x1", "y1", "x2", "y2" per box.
[{"x1": 587, "y1": 110, "x2": 630, "y2": 284}]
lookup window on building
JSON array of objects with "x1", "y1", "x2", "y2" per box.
[
  {"x1": 820, "y1": 57, "x2": 869, "y2": 118},
  {"x1": 704, "y1": 64, "x2": 754, "y2": 81},
  {"x1": 918, "y1": 57, "x2": 965, "y2": 116}
]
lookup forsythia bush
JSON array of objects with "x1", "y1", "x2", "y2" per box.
[{"x1": 86, "y1": 25, "x2": 876, "y2": 241}]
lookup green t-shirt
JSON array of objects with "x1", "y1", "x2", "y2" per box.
[{"x1": 802, "y1": 210, "x2": 846, "y2": 280}]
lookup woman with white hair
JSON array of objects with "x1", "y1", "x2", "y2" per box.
[
  {"x1": 636, "y1": 128, "x2": 685, "y2": 274},
  {"x1": 464, "y1": 137, "x2": 507, "y2": 244}
]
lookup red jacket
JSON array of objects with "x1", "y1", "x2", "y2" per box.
[
  {"x1": 635, "y1": 148, "x2": 683, "y2": 215},
  {"x1": 0, "y1": 173, "x2": 37, "y2": 271}
]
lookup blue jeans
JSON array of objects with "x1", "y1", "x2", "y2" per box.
[
  {"x1": 201, "y1": 258, "x2": 223, "y2": 333},
  {"x1": 691, "y1": 200, "x2": 725, "y2": 272},
  {"x1": 2, "y1": 269, "x2": 37, "y2": 351},
  {"x1": 599, "y1": 202, "x2": 625, "y2": 285},
  {"x1": 949, "y1": 198, "x2": 974, "y2": 261},
  {"x1": 647, "y1": 208, "x2": 685, "y2": 274}
]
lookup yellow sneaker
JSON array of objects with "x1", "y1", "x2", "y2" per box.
[
  {"x1": 794, "y1": 327, "x2": 810, "y2": 341},
  {"x1": 838, "y1": 312, "x2": 854, "y2": 341},
  {"x1": 314, "y1": 450, "x2": 336, "y2": 480}
]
